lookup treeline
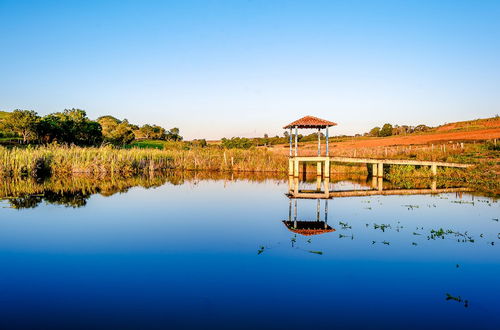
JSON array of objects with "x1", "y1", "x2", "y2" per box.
[
  {"x1": 221, "y1": 131, "x2": 324, "y2": 149},
  {"x1": 0, "y1": 109, "x2": 182, "y2": 146},
  {"x1": 366, "y1": 123, "x2": 432, "y2": 137}
]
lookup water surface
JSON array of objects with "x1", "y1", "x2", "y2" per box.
[{"x1": 0, "y1": 173, "x2": 498, "y2": 329}]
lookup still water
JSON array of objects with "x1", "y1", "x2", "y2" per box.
[{"x1": 0, "y1": 173, "x2": 498, "y2": 329}]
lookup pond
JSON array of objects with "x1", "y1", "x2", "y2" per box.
[{"x1": 0, "y1": 173, "x2": 498, "y2": 329}]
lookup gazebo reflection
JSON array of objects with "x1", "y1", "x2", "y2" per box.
[{"x1": 282, "y1": 198, "x2": 335, "y2": 236}]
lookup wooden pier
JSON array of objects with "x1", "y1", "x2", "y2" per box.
[
  {"x1": 284, "y1": 116, "x2": 472, "y2": 178},
  {"x1": 289, "y1": 156, "x2": 471, "y2": 178}
]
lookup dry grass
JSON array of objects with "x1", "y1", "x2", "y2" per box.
[{"x1": 0, "y1": 145, "x2": 288, "y2": 178}]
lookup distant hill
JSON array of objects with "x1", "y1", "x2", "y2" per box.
[{"x1": 435, "y1": 116, "x2": 500, "y2": 133}]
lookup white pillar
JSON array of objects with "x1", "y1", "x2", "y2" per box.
[
  {"x1": 294, "y1": 126, "x2": 298, "y2": 156},
  {"x1": 431, "y1": 164, "x2": 437, "y2": 176},
  {"x1": 377, "y1": 163, "x2": 383, "y2": 177},
  {"x1": 325, "y1": 127, "x2": 329, "y2": 155},
  {"x1": 289, "y1": 128, "x2": 292, "y2": 157},
  {"x1": 317, "y1": 128, "x2": 321, "y2": 156},
  {"x1": 316, "y1": 199, "x2": 320, "y2": 221}
]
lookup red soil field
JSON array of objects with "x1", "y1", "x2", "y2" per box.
[
  {"x1": 270, "y1": 117, "x2": 500, "y2": 154},
  {"x1": 330, "y1": 127, "x2": 500, "y2": 150}
]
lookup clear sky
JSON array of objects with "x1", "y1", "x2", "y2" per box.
[{"x1": 1, "y1": 0, "x2": 499, "y2": 139}]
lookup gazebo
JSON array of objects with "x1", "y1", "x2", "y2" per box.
[{"x1": 283, "y1": 116, "x2": 337, "y2": 178}]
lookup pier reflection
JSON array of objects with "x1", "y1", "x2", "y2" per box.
[{"x1": 287, "y1": 175, "x2": 472, "y2": 199}]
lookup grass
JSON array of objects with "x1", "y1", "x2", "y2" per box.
[
  {"x1": 0, "y1": 145, "x2": 288, "y2": 178},
  {"x1": 126, "y1": 139, "x2": 170, "y2": 150}
]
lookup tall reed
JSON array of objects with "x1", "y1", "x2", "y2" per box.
[{"x1": 0, "y1": 145, "x2": 289, "y2": 178}]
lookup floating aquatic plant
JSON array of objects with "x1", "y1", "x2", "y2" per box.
[
  {"x1": 339, "y1": 221, "x2": 352, "y2": 229},
  {"x1": 374, "y1": 223, "x2": 391, "y2": 232},
  {"x1": 445, "y1": 293, "x2": 469, "y2": 308}
]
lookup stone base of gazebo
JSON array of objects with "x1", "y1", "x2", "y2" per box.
[{"x1": 289, "y1": 156, "x2": 330, "y2": 178}]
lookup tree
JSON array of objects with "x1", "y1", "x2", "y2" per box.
[
  {"x1": 138, "y1": 124, "x2": 154, "y2": 139},
  {"x1": 221, "y1": 137, "x2": 253, "y2": 149},
  {"x1": 45, "y1": 109, "x2": 102, "y2": 146},
  {"x1": 137, "y1": 124, "x2": 167, "y2": 140},
  {"x1": 167, "y1": 127, "x2": 182, "y2": 141},
  {"x1": 98, "y1": 117, "x2": 135, "y2": 145},
  {"x1": 36, "y1": 114, "x2": 63, "y2": 143},
  {"x1": 379, "y1": 123, "x2": 393, "y2": 137},
  {"x1": 414, "y1": 124, "x2": 431, "y2": 133},
  {"x1": 4, "y1": 109, "x2": 40, "y2": 143},
  {"x1": 369, "y1": 127, "x2": 380, "y2": 137}
]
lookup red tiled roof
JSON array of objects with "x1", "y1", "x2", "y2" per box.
[
  {"x1": 282, "y1": 220, "x2": 336, "y2": 236},
  {"x1": 283, "y1": 116, "x2": 337, "y2": 129},
  {"x1": 287, "y1": 228, "x2": 336, "y2": 236}
]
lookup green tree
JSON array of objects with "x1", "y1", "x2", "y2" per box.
[
  {"x1": 414, "y1": 124, "x2": 431, "y2": 133},
  {"x1": 221, "y1": 137, "x2": 253, "y2": 149},
  {"x1": 369, "y1": 126, "x2": 381, "y2": 137},
  {"x1": 108, "y1": 120, "x2": 135, "y2": 145},
  {"x1": 4, "y1": 109, "x2": 40, "y2": 143},
  {"x1": 97, "y1": 116, "x2": 135, "y2": 145},
  {"x1": 137, "y1": 124, "x2": 167, "y2": 140},
  {"x1": 47, "y1": 109, "x2": 102, "y2": 146},
  {"x1": 167, "y1": 127, "x2": 182, "y2": 141},
  {"x1": 379, "y1": 123, "x2": 393, "y2": 137},
  {"x1": 36, "y1": 114, "x2": 63, "y2": 143}
]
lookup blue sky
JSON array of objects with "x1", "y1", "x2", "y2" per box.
[{"x1": 1, "y1": 0, "x2": 499, "y2": 139}]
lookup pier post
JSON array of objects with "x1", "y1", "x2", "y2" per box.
[
  {"x1": 326, "y1": 127, "x2": 329, "y2": 156},
  {"x1": 294, "y1": 126, "x2": 298, "y2": 156},
  {"x1": 288, "y1": 159, "x2": 294, "y2": 176},
  {"x1": 324, "y1": 177, "x2": 330, "y2": 197},
  {"x1": 317, "y1": 128, "x2": 321, "y2": 156},
  {"x1": 431, "y1": 164, "x2": 437, "y2": 176},
  {"x1": 302, "y1": 162, "x2": 307, "y2": 177},
  {"x1": 372, "y1": 163, "x2": 377, "y2": 177},
  {"x1": 378, "y1": 177, "x2": 383, "y2": 191},
  {"x1": 377, "y1": 162, "x2": 384, "y2": 177},
  {"x1": 324, "y1": 159, "x2": 330, "y2": 178},
  {"x1": 294, "y1": 158, "x2": 299, "y2": 178},
  {"x1": 316, "y1": 176, "x2": 321, "y2": 191},
  {"x1": 316, "y1": 199, "x2": 320, "y2": 221},
  {"x1": 316, "y1": 162, "x2": 322, "y2": 176}
]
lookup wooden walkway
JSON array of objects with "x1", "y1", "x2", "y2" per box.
[
  {"x1": 329, "y1": 157, "x2": 470, "y2": 168},
  {"x1": 289, "y1": 156, "x2": 472, "y2": 177}
]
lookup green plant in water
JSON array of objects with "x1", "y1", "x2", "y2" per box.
[
  {"x1": 445, "y1": 293, "x2": 469, "y2": 308},
  {"x1": 374, "y1": 223, "x2": 391, "y2": 232},
  {"x1": 339, "y1": 221, "x2": 351, "y2": 229}
]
